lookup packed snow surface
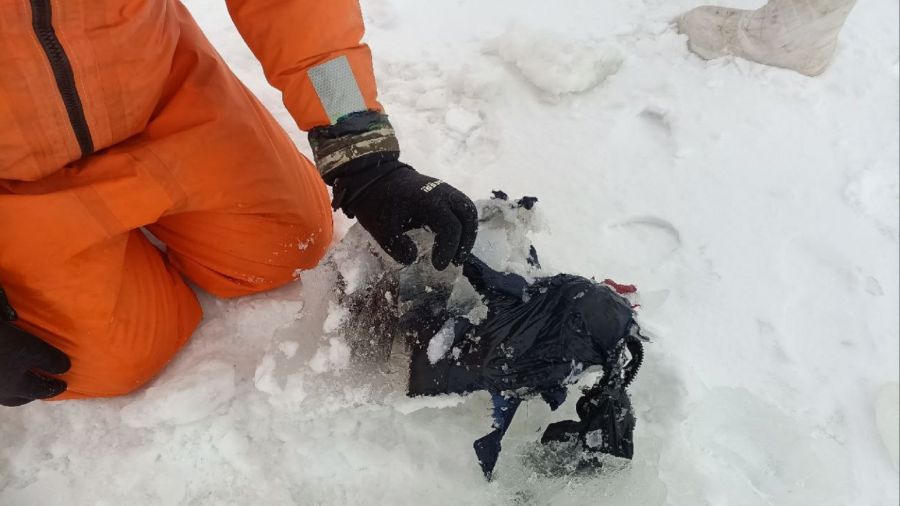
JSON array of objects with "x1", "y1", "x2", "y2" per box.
[{"x1": 2, "y1": 0, "x2": 898, "y2": 504}]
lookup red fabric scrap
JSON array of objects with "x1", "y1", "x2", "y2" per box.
[{"x1": 602, "y1": 278, "x2": 638, "y2": 295}]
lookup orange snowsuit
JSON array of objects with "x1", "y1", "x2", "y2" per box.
[{"x1": 0, "y1": 0, "x2": 383, "y2": 399}]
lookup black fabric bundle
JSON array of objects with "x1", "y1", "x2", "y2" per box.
[
  {"x1": 339, "y1": 193, "x2": 647, "y2": 480},
  {"x1": 401, "y1": 256, "x2": 645, "y2": 479}
]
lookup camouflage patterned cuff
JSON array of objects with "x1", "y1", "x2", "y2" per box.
[{"x1": 308, "y1": 111, "x2": 401, "y2": 181}]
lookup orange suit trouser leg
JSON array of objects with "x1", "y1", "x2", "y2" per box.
[{"x1": 0, "y1": 6, "x2": 332, "y2": 399}]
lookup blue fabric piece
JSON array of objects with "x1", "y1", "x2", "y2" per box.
[
  {"x1": 541, "y1": 387, "x2": 568, "y2": 411},
  {"x1": 464, "y1": 257, "x2": 528, "y2": 300},
  {"x1": 473, "y1": 430, "x2": 503, "y2": 481},
  {"x1": 474, "y1": 393, "x2": 521, "y2": 480},
  {"x1": 490, "y1": 392, "x2": 521, "y2": 432}
]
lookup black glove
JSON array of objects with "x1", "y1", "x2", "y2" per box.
[
  {"x1": 336, "y1": 163, "x2": 477, "y2": 270},
  {"x1": 309, "y1": 111, "x2": 478, "y2": 270},
  {"x1": 0, "y1": 287, "x2": 70, "y2": 406}
]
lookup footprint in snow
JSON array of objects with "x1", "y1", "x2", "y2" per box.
[
  {"x1": 601, "y1": 215, "x2": 682, "y2": 269},
  {"x1": 842, "y1": 164, "x2": 900, "y2": 241},
  {"x1": 672, "y1": 387, "x2": 853, "y2": 505},
  {"x1": 777, "y1": 237, "x2": 883, "y2": 351}
]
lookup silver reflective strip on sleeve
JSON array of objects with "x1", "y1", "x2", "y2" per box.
[{"x1": 308, "y1": 56, "x2": 367, "y2": 124}]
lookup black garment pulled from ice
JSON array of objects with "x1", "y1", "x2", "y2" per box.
[{"x1": 402, "y1": 256, "x2": 644, "y2": 479}]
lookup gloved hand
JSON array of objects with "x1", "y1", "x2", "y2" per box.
[
  {"x1": 309, "y1": 111, "x2": 478, "y2": 270},
  {"x1": 0, "y1": 287, "x2": 70, "y2": 406},
  {"x1": 335, "y1": 163, "x2": 477, "y2": 270}
]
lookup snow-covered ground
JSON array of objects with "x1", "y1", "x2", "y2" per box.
[{"x1": 2, "y1": 0, "x2": 898, "y2": 504}]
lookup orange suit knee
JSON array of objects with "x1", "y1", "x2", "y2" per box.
[
  {"x1": 0, "y1": 5, "x2": 334, "y2": 399},
  {"x1": 7, "y1": 231, "x2": 201, "y2": 400}
]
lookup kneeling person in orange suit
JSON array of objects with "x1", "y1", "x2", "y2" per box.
[{"x1": 0, "y1": 1, "x2": 477, "y2": 406}]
